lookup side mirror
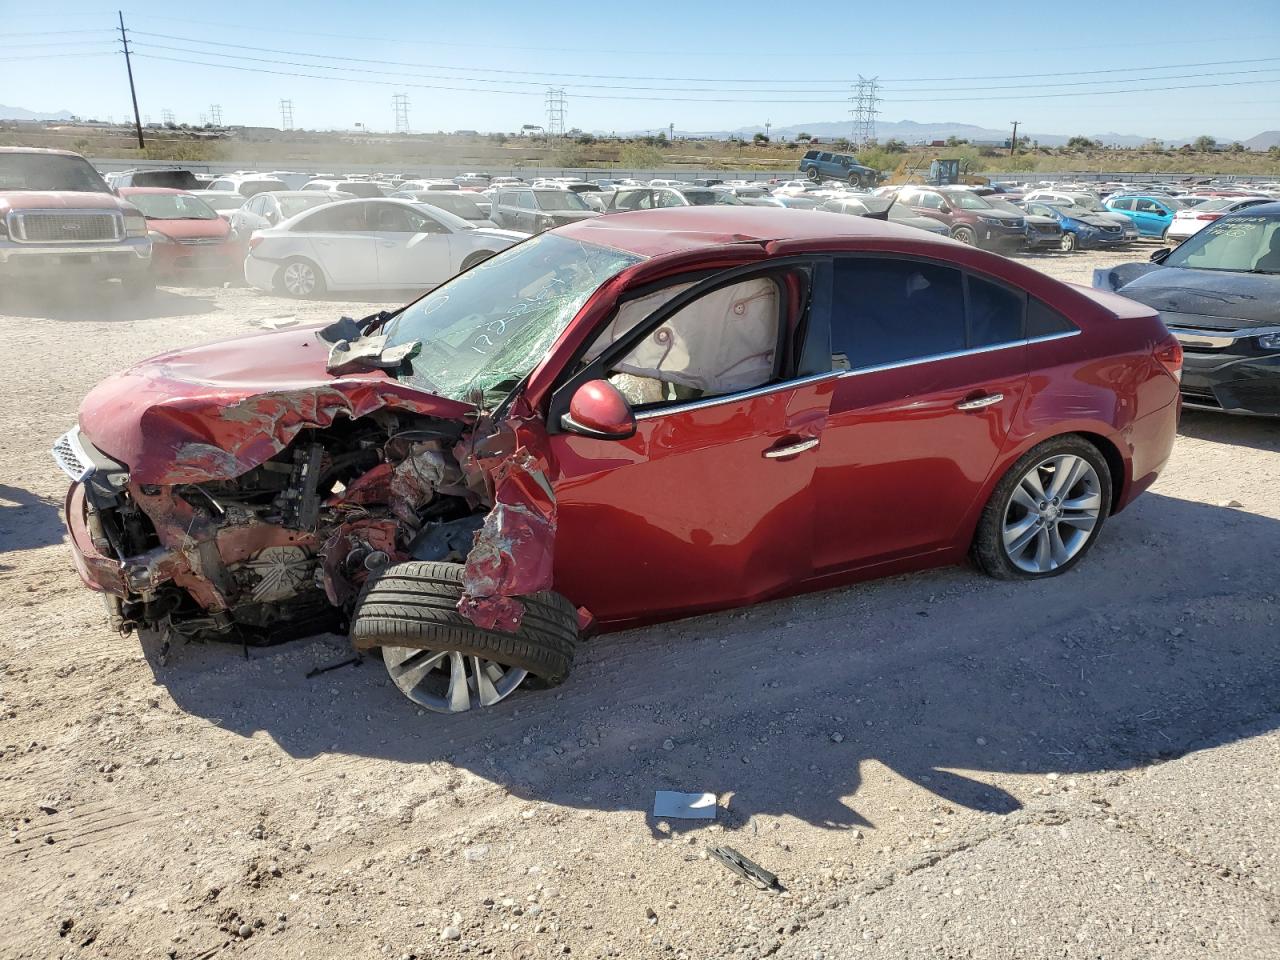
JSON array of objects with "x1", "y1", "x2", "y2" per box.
[
  {"x1": 1150, "y1": 247, "x2": 1172, "y2": 264},
  {"x1": 560, "y1": 379, "x2": 636, "y2": 441},
  {"x1": 938, "y1": 204, "x2": 951, "y2": 214}
]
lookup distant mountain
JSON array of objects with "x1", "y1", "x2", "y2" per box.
[
  {"x1": 0, "y1": 104, "x2": 74, "y2": 122},
  {"x1": 1243, "y1": 130, "x2": 1280, "y2": 151}
]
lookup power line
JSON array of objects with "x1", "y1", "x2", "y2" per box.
[
  {"x1": 124, "y1": 30, "x2": 1280, "y2": 86},
  {"x1": 128, "y1": 38, "x2": 1280, "y2": 95},
  {"x1": 127, "y1": 53, "x2": 1280, "y2": 105},
  {"x1": 118, "y1": 14, "x2": 1280, "y2": 60}
]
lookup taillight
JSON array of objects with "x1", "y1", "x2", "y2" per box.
[
  {"x1": 1195, "y1": 213, "x2": 1222, "y2": 221},
  {"x1": 248, "y1": 235, "x2": 264, "y2": 249},
  {"x1": 1155, "y1": 336, "x2": 1183, "y2": 383}
]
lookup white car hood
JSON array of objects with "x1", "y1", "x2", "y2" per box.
[{"x1": 471, "y1": 227, "x2": 529, "y2": 242}]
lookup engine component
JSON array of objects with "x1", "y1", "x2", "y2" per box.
[{"x1": 241, "y1": 545, "x2": 314, "y2": 603}]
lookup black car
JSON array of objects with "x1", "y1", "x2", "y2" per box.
[{"x1": 1093, "y1": 202, "x2": 1280, "y2": 416}]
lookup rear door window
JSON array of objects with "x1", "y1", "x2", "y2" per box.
[{"x1": 295, "y1": 203, "x2": 368, "y2": 232}]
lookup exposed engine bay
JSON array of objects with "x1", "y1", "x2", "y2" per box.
[{"x1": 69, "y1": 412, "x2": 497, "y2": 643}]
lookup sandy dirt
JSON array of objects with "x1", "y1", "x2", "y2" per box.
[{"x1": 1, "y1": 245, "x2": 1278, "y2": 960}]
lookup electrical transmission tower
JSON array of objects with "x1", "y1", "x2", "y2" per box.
[
  {"x1": 209, "y1": 104, "x2": 222, "y2": 126},
  {"x1": 392, "y1": 94, "x2": 410, "y2": 134},
  {"x1": 545, "y1": 88, "x2": 567, "y2": 137},
  {"x1": 161, "y1": 108, "x2": 174, "y2": 125},
  {"x1": 279, "y1": 99, "x2": 294, "y2": 131},
  {"x1": 849, "y1": 75, "x2": 880, "y2": 146}
]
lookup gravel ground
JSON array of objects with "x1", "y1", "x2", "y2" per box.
[{"x1": 1, "y1": 244, "x2": 1278, "y2": 960}]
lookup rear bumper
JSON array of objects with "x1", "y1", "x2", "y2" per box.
[
  {"x1": 0, "y1": 237, "x2": 151, "y2": 280},
  {"x1": 244, "y1": 254, "x2": 279, "y2": 291},
  {"x1": 152, "y1": 241, "x2": 240, "y2": 277}
]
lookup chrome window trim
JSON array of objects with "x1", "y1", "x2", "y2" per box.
[{"x1": 630, "y1": 330, "x2": 1080, "y2": 421}]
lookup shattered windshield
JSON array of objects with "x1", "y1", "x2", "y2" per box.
[
  {"x1": 384, "y1": 233, "x2": 644, "y2": 402},
  {"x1": 128, "y1": 193, "x2": 220, "y2": 220}
]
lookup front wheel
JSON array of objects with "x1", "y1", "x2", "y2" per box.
[
  {"x1": 279, "y1": 258, "x2": 326, "y2": 299},
  {"x1": 972, "y1": 436, "x2": 1111, "y2": 580},
  {"x1": 847, "y1": 172, "x2": 862, "y2": 186},
  {"x1": 806, "y1": 167, "x2": 820, "y2": 182},
  {"x1": 1060, "y1": 232, "x2": 1078, "y2": 252},
  {"x1": 951, "y1": 225, "x2": 976, "y2": 246}
]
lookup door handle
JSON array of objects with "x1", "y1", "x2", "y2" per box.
[
  {"x1": 379, "y1": 240, "x2": 397, "y2": 247},
  {"x1": 955, "y1": 393, "x2": 1004, "y2": 411},
  {"x1": 763, "y1": 437, "x2": 820, "y2": 459}
]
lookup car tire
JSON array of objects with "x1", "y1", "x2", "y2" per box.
[
  {"x1": 351, "y1": 560, "x2": 579, "y2": 686},
  {"x1": 460, "y1": 251, "x2": 496, "y2": 272},
  {"x1": 847, "y1": 172, "x2": 862, "y2": 186},
  {"x1": 951, "y1": 225, "x2": 977, "y2": 246},
  {"x1": 972, "y1": 435, "x2": 1112, "y2": 581},
  {"x1": 279, "y1": 257, "x2": 326, "y2": 299},
  {"x1": 1060, "y1": 232, "x2": 1078, "y2": 252},
  {"x1": 806, "y1": 168, "x2": 820, "y2": 182}
]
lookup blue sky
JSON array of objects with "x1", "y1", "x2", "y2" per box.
[{"x1": 3, "y1": 0, "x2": 1279, "y2": 140}]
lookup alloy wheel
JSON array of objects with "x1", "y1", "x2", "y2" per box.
[
  {"x1": 383, "y1": 646, "x2": 528, "y2": 713},
  {"x1": 1001, "y1": 453, "x2": 1102, "y2": 574},
  {"x1": 282, "y1": 261, "x2": 317, "y2": 296}
]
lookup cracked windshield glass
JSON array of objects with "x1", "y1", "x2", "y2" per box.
[{"x1": 384, "y1": 232, "x2": 643, "y2": 402}]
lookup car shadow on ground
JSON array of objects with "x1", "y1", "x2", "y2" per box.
[
  {"x1": 144, "y1": 488, "x2": 1280, "y2": 835},
  {"x1": 1, "y1": 283, "x2": 216, "y2": 321},
  {"x1": 0, "y1": 484, "x2": 64, "y2": 570},
  {"x1": 1179, "y1": 409, "x2": 1279, "y2": 453}
]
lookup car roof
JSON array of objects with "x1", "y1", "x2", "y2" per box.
[
  {"x1": 555, "y1": 206, "x2": 949, "y2": 258},
  {"x1": 1226, "y1": 200, "x2": 1280, "y2": 215},
  {"x1": 117, "y1": 186, "x2": 189, "y2": 195},
  {"x1": 0, "y1": 146, "x2": 82, "y2": 157}
]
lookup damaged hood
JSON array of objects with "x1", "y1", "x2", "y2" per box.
[
  {"x1": 77, "y1": 324, "x2": 475, "y2": 485},
  {"x1": 1115, "y1": 267, "x2": 1280, "y2": 328}
]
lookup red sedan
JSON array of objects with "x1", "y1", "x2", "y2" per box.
[
  {"x1": 54, "y1": 208, "x2": 1181, "y2": 713},
  {"x1": 117, "y1": 187, "x2": 239, "y2": 282}
]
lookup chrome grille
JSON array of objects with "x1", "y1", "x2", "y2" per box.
[
  {"x1": 176, "y1": 236, "x2": 225, "y2": 246},
  {"x1": 52, "y1": 428, "x2": 94, "y2": 482},
  {"x1": 12, "y1": 211, "x2": 122, "y2": 243}
]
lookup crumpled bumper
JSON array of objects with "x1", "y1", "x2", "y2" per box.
[{"x1": 63, "y1": 482, "x2": 127, "y2": 596}]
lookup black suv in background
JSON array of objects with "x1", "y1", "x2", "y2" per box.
[{"x1": 490, "y1": 187, "x2": 600, "y2": 233}]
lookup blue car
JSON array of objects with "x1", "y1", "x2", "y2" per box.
[
  {"x1": 798, "y1": 150, "x2": 879, "y2": 187},
  {"x1": 1021, "y1": 200, "x2": 1129, "y2": 251},
  {"x1": 1103, "y1": 194, "x2": 1187, "y2": 239}
]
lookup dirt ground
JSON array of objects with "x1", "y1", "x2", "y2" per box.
[{"x1": 2, "y1": 244, "x2": 1278, "y2": 960}]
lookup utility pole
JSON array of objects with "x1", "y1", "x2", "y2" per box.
[
  {"x1": 117, "y1": 11, "x2": 144, "y2": 149},
  {"x1": 544, "y1": 88, "x2": 566, "y2": 137},
  {"x1": 279, "y1": 99, "x2": 294, "y2": 131},
  {"x1": 1010, "y1": 120, "x2": 1019, "y2": 157}
]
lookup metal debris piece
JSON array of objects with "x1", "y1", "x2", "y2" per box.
[
  {"x1": 708, "y1": 846, "x2": 783, "y2": 893},
  {"x1": 653, "y1": 791, "x2": 717, "y2": 820},
  {"x1": 305, "y1": 655, "x2": 362, "y2": 679},
  {"x1": 326, "y1": 334, "x2": 421, "y2": 375}
]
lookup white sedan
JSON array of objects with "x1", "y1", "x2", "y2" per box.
[
  {"x1": 1166, "y1": 196, "x2": 1272, "y2": 243},
  {"x1": 244, "y1": 198, "x2": 527, "y2": 298}
]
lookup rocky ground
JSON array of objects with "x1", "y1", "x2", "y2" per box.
[{"x1": 1, "y1": 245, "x2": 1277, "y2": 960}]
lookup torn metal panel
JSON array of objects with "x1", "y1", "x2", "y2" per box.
[
  {"x1": 456, "y1": 398, "x2": 558, "y2": 632},
  {"x1": 326, "y1": 333, "x2": 421, "y2": 376}
]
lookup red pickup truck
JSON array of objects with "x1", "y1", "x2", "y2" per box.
[{"x1": 0, "y1": 147, "x2": 153, "y2": 294}]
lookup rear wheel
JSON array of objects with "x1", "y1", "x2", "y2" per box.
[
  {"x1": 952, "y1": 225, "x2": 977, "y2": 246},
  {"x1": 460, "y1": 251, "x2": 496, "y2": 272},
  {"x1": 972, "y1": 436, "x2": 1111, "y2": 580},
  {"x1": 351, "y1": 560, "x2": 578, "y2": 713},
  {"x1": 1060, "y1": 231, "x2": 1078, "y2": 252},
  {"x1": 279, "y1": 258, "x2": 325, "y2": 298}
]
